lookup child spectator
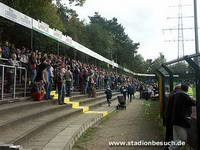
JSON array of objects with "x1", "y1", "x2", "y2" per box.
[
  {"x1": 31, "y1": 80, "x2": 45, "y2": 101},
  {"x1": 105, "y1": 87, "x2": 112, "y2": 106}
]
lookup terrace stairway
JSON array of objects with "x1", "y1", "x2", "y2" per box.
[{"x1": 0, "y1": 89, "x2": 121, "y2": 150}]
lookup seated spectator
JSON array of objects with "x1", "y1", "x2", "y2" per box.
[{"x1": 31, "y1": 80, "x2": 45, "y2": 101}]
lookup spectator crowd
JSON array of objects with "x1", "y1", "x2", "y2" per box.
[{"x1": 0, "y1": 41, "x2": 158, "y2": 104}]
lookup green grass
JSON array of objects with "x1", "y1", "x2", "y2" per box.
[{"x1": 143, "y1": 100, "x2": 165, "y2": 137}]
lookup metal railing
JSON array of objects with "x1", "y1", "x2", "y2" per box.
[
  {"x1": 0, "y1": 57, "x2": 26, "y2": 84},
  {"x1": 0, "y1": 64, "x2": 27, "y2": 100}
]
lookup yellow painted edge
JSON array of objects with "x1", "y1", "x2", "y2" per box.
[
  {"x1": 85, "y1": 111, "x2": 108, "y2": 117},
  {"x1": 50, "y1": 90, "x2": 108, "y2": 117}
]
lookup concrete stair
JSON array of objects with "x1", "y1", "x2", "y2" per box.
[{"x1": 0, "y1": 90, "x2": 122, "y2": 150}]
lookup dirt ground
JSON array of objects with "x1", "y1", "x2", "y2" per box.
[{"x1": 73, "y1": 99, "x2": 165, "y2": 150}]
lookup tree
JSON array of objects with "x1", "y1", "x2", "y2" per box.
[
  {"x1": 169, "y1": 62, "x2": 188, "y2": 74},
  {"x1": 88, "y1": 12, "x2": 139, "y2": 69},
  {"x1": 148, "y1": 53, "x2": 166, "y2": 73}
]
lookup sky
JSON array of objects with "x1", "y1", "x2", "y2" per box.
[{"x1": 67, "y1": 0, "x2": 200, "y2": 61}]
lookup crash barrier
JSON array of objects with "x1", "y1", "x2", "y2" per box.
[{"x1": 0, "y1": 64, "x2": 27, "y2": 100}]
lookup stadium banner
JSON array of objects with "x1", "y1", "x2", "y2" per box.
[
  {"x1": 70, "y1": 40, "x2": 113, "y2": 66},
  {"x1": 0, "y1": 2, "x2": 156, "y2": 76},
  {"x1": 61, "y1": 35, "x2": 73, "y2": 47},
  {"x1": 0, "y1": 2, "x2": 32, "y2": 29},
  {"x1": 32, "y1": 19, "x2": 50, "y2": 35},
  {"x1": 52, "y1": 29, "x2": 63, "y2": 41}
]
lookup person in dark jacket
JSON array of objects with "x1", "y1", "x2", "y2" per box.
[
  {"x1": 105, "y1": 87, "x2": 112, "y2": 106},
  {"x1": 165, "y1": 85, "x2": 181, "y2": 149},
  {"x1": 139, "y1": 85, "x2": 144, "y2": 99},
  {"x1": 169, "y1": 84, "x2": 196, "y2": 150},
  {"x1": 127, "y1": 83, "x2": 135, "y2": 102},
  {"x1": 35, "y1": 60, "x2": 47, "y2": 82},
  {"x1": 120, "y1": 84, "x2": 128, "y2": 100}
]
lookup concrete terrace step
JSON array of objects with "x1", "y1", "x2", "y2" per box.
[
  {"x1": 0, "y1": 96, "x2": 32, "y2": 105},
  {"x1": 77, "y1": 92, "x2": 119, "y2": 105},
  {"x1": 0, "y1": 105, "x2": 81, "y2": 144},
  {"x1": 83, "y1": 94, "x2": 120, "y2": 109},
  {"x1": 15, "y1": 94, "x2": 120, "y2": 150},
  {"x1": 0, "y1": 92, "x2": 119, "y2": 144},
  {"x1": 70, "y1": 90, "x2": 105, "y2": 100},
  {"x1": 0, "y1": 90, "x2": 110, "y2": 129},
  {"x1": 12, "y1": 95, "x2": 120, "y2": 146},
  {"x1": 0, "y1": 89, "x2": 104, "y2": 104},
  {"x1": 0, "y1": 91, "x2": 31, "y2": 99},
  {"x1": 0, "y1": 92, "x2": 108, "y2": 127},
  {"x1": 0, "y1": 90, "x2": 107, "y2": 112},
  {"x1": 0, "y1": 102, "x2": 72, "y2": 130}
]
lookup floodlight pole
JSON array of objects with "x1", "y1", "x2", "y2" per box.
[
  {"x1": 193, "y1": 1, "x2": 200, "y2": 149},
  {"x1": 194, "y1": 0, "x2": 199, "y2": 55}
]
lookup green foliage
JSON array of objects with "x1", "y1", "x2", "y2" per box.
[
  {"x1": 169, "y1": 62, "x2": 189, "y2": 74},
  {"x1": 148, "y1": 53, "x2": 167, "y2": 73},
  {"x1": 0, "y1": 0, "x2": 165, "y2": 74},
  {"x1": 88, "y1": 12, "x2": 140, "y2": 70}
]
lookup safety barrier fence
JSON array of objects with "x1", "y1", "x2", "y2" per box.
[{"x1": 0, "y1": 64, "x2": 27, "y2": 100}]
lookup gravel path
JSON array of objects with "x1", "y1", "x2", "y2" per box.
[{"x1": 73, "y1": 99, "x2": 164, "y2": 150}]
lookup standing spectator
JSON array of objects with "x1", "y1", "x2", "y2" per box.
[
  {"x1": 104, "y1": 73, "x2": 108, "y2": 88},
  {"x1": 42, "y1": 64, "x2": 52, "y2": 100},
  {"x1": 139, "y1": 84, "x2": 144, "y2": 99},
  {"x1": 88, "y1": 71, "x2": 95, "y2": 97},
  {"x1": 0, "y1": 42, "x2": 2, "y2": 58},
  {"x1": 91, "y1": 74, "x2": 97, "y2": 98},
  {"x1": 65, "y1": 66, "x2": 73, "y2": 97},
  {"x1": 143, "y1": 86, "x2": 150, "y2": 100},
  {"x1": 35, "y1": 58, "x2": 47, "y2": 82},
  {"x1": 120, "y1": 84, "x2": 128, "y2": 100},
  {"x1": 105, "y1": 87, "x2": 112, "y2": 106},
  {"x1": 29, "y1": 53, "x2": 37, "y2": 84},
  {"x1": 5, "y1": 53, "x2": 19, "y2": 93},
  {"x1": 2, "y1": 41, "x2": 10, "y2": 59},
  {"x1": 74, "y1": 66, "x2": 80, "y2": 87},
  {"x1": 83, "y1": 69, "x2": 89, "y2": 94},
  {"x1": 56, "y1": 66, "x2": 65, "y2": 105},
  {"x1": 79, "y1": 68, "x2": 85, "y2": 92},
  {"x1": 10, "y1": 44, "x2": 17, "y2": 54},
  {"x1": 0, "y1": 42, "x2": 2, "y2": 77},
  {"x1": 128, "y1": 82, "x2": 136, "y2": 102},
  {"x1": 169, "y1": 84, "x2": 196, "y2": 150},
  {"x1": 165, "y1": 85, "x2": 181, "y2": 149}
]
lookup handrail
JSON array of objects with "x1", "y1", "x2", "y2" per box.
[
  {"x1": 0, "y1": 64, "x2": 27, "y2": 100},
  {"x1": 0, "y1": 57, "x2": 21, "y2": 63}
]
